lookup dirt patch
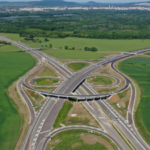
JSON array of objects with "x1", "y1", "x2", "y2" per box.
[
  {"x1": 56, "y1": 59, "x2": 75, "y2": 64},
  {"x1": 8, "y1": 81, "x2": 30, "y2": 150},
  {"x1": 108, "y1": 87, "x2": 131, "y2": 108},
  {"x1": 33, "y1": 86, "x2": 57, "y2": 93},
  {"x1": 104, "y1": 52, "x2": 121, "y2": 58},
  {"x1": 107, "y1": 87, "x2": 131, "y2": 117},
  {"x1": 23, "y1": 87, "x2": 46, "y2": 112},
  {"x1": 109, "y1": 94, "x2": 120, "y2": 102},
  {"x1": 94, "y1": 87, "x2": 118, "y2": 94},
  {"x1": 118, "y1": 88, "x2": 131, "y2": 108},
  {"x1": 66, "y1": 102, "x2": 101, "y2": 128},
  {"x1": 80, "y1": 133, "x2": 115, "y2": 150}
]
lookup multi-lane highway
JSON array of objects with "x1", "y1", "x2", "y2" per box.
[{"x1": 0, "y1": 36, "x2": 150, "y2": 150}]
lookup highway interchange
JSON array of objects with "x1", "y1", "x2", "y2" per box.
[{"x1": 0, "y1": 36, "x2": 150, "y2": 150}]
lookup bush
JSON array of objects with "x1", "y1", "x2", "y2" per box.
[{"x1": 65, "y1": 46, "x2": 68, "y2": 50}]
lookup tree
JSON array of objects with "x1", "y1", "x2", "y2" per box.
[
  {"x1": 91, "y1": 47, "x2": 97, "y2": 52},
  {"x1": 72, "y1": 47, "x2": 75, "y2": 50},
  {"x1": 45, "y1": 37, "x2": 49, "y2": 42},
  {"x1": 49, "y1": 44, "x2": 52, "y2": 48},
  {"x1": 29, "y1": 34, "x2": 35, "y2": 40},
  {"x1": 65, "y1": 46, "x2": 68, "y2": 50},
  {"x1": 45, "y1": 45, "x2": 47, "y2": 47},
  {"x1": 84, "y1": 47, "x2": 88, "y2": 51},
  {"x1": 88, "y1": 47, "x2": 91, "y2": 51},
  {"x1": 19, "y1": 33, "x2": 23, "y2": 37}
]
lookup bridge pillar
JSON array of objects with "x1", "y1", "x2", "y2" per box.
[{"x1": 76, "y1": 98, "x2": 78, "y2": 103}]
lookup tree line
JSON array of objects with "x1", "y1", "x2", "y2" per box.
[{"x1": 1, "y1": 10, "x2": 150, "y2": 39}]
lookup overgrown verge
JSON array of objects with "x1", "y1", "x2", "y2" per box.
[
  {"x1": 53, "y1": 101, "x2": 73, "y2": 128},
  {"x1": 53, "y1": 101, "x2": 101, "y2": 129},
  {"x1": 7, "y1": 82, "x2": 30, "y2": 150},
  {"x1": 46, "y1": 130, "x2": 118, "y2": 150}
]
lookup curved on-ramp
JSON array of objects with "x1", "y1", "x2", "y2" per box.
[{"x1": 37, "y1": 125, "x2": 123, "y2": 150}]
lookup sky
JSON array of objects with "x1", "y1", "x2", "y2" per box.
[
  {"x1": 7, "y1": 0, "x2": 148, "y2": 3},
  {"x1": 66, "y1": 0, "x2": 148, "y2": 2}
]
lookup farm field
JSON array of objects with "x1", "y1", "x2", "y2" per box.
[
  {"x1": 119, "y1": 56, "x2": 150, "y2": 145},
  {"x1": 0, "y1": 52, "x2": 36, "y2": 150},
  {"x1": 0, "y1": 44, "x2": 20, "y2": 51},
  {"x1": 42, "y1": 49, "x2": 108, "y2": 59},
  {"x1": 1, "y1": 33, "x2": 150, "y2": 52},
  {"x1": 46, "y1": 130, "x2": 117, "y2": 150},
  {"x1": 67, "y1": 62, "x2": 89, "y2": 72},
  {"x1": 22, "y1": 37, "x2": 150, "y2": 52},
  {"x1": 0, "y1": 33, "x2": 24, "y2": 41}
]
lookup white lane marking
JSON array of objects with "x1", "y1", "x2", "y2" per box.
[{"x1": 86, "y1": 101, "x2": 94, "y2": 111}]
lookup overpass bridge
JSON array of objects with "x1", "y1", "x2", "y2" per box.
[
  {"x1": 23, "y1": 83, "x2": 112, "y2": 101},
  {"x1": 40, "y1": 91, "x2": 112, "y2": 101}
]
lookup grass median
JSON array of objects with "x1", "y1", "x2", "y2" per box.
[
  {"x1": 87, "y1": 75, "x2": 114, "y2": 86},
  {"x1": 34, "y1": 78, "x2": 59, "y2": 85},
  {"x1": 67, "y1": 62, "x2": 89, "y2": 72}
]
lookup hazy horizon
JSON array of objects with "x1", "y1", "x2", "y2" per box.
[{"x1": 5, "y1": 0, "x2": 149, "y2": 3}]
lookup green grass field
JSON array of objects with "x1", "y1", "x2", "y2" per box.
[
  {"x1": 0, "y1": 45, "x2": 20, "y2": 51},
  {"x1": 0, "y1": 52, "x2": 36, "y2": 150},
  {"x1": 38, "y1": 66, "x2": 57, "y2": 77},
  {"x1": 1, "y1": 33, "x2": 150, "y2": 52},
  {"x1": 34, "y1": 78, "x2": 59, "y2": 85},
  {"x1": 88, "y1": 76, "x2": 114, "y2": 85},
  {"x1": 0, "y1": 33, "x2": 24, "y2": 41},
  {"x1": 53, "y1": 101, "x2": 73, "y2": 128},
  {"x1": 42, "y1": 49, "x2": 108, "y2": 59},
  {"x1": 67, "y1": 62, "x2": 89, "y2": 72},
  {"x1": 145, "y1": 52, "x2": 150, "y2": 56},
  {"x1": 22, "y1": 37, "x2": 150, "y2": 52},
  {"x1": 119, "y1": 56, "x2": 150, "y2": 145},
  {"x1": 46, "y1": 130, "x2": 117, "y2": 150}
]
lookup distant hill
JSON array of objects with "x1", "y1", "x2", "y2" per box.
[
  {"x1": 0, "y1": 0, "x2": 150, "y2": 7},
  {"x1": 86, "y1": 1, "x2": 100, "y2": 4},
  {"x1": 27, "y1": 0, "x2": 78, "y2": 7},
  {"x1": 0, "y1": 0, "x2": 78, "y2": 7}
]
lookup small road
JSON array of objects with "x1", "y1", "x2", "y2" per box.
[{"x1": 37, "y1": 125, "x2": 123, "y2": 150}]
